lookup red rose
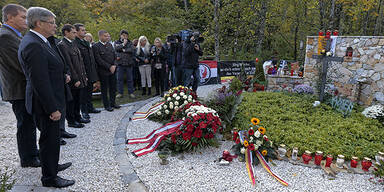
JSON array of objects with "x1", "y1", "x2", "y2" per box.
[
  {"x1": 176, "y1": 129, "x2": 182, "y2": 135},
  {"x1": 193, "y1": 115, "x2": 200, "y2": 121},
  {"x1": 193, "y1": 129, "x2": 203, "y2": 138},
  {"x1": 248, "y1": 129, "x2": 254, "y2": 136},
  {"x1": 209, "y1": 133, "x2": 214, "y2": 139},
  {"x1": 206, "y1": 113, "x2": 214, "y2": 121},
  {"x1": 191, "y1": 142, "x2": 198, "y2": 146},
  {"x1": 235, "y1": 138, "x2": 240, "y2": 144},
  {"x1": 171, "y1": 134, "x2": 176, "y2": 143},
  {"x1": 264, "y1": 137, "x2": 269, "y2": 142},
  {"x1": 212, "y1": 124, "x2": 218, "y2": 132},
  {"x1": 183, "y1": 132, "x2": 192, "y2": 141},
  {"x1": 248, "y1": 143, "x2": 255, "y2": 151},
  {"x1": 199, "y1": 121, "x2": 207, "y2": 129},
  {"x1": 187, "y1": 124, "x2": 194, "y2": 132}
]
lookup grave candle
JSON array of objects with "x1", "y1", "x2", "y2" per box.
[
  {"x1": 278, "y1": 144, "x2": 287, "y2": 158},
  {"x1": 302, "y1": 150, "x2": 312, "y2": 164},
  {"x1": 361, "y1": 157, "x2": 372, "y2": 171},
  {"x1": 332, "y1": 30, "x2": 339, "y2": 36},
  {"x1": 325, "y1": 154, "x2": 333, "y2": 167},
  {"x1": 291, "y1": 147, "x2": 298, "y2": 161},
  {"x1": 350, "y1": 156, "x2": 358, "y2": 168},
  {"x1": 314, "y1": 151, "x2": 323, "y2": 166},
  {"x1": 318, "y1": 31, "x2": 324, "y2": 36},
  {"x1": 325, "y1": 30, "x2": 331, "y2": 39},
  {"x1": 336, "y1": 155, "x2": 345, "y2": 168},
  {"x1": 375, "y1": 152, "x2": 384, "y2": 165}
]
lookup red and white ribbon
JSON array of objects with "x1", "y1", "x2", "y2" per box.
[{"x1": 127, "y1": 120, "x2": 183, "y2": 157}]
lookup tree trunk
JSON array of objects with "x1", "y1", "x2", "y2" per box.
[
  {"x1": 256, "y1": 0, "x2": 267, "y2": 56},
  {"x1": 362, "y1": 10, "x2": 370, "y2": 35},
  {"x1": 319, "y1": 0, "x2": 326, "y2": 31},
  {"x1": 374, "y1": 0, "x2": 383, "y2": 35},
  {"x1": 329, "y1": 0, "x2": 336, "y2": 29},
  {"x1": 214, "y1": 0, "x2": 220, "y2": 62},
  {"x1": 184, "y1": 0, "x2": 188, "y2": 11}
]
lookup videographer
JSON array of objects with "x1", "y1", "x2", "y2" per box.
[{"x1": 182, "y1": 32, "x2": 203, "y2": 92}]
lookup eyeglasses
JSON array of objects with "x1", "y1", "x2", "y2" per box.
[{"x1": 41, "y1": 20, "x2": 56, "y2": 25}]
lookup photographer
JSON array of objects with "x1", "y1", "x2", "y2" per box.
[
  {"x1": 183, "y1": 33, "x2": 203, "y2": 92},
  {"x1": 151, "y1": 38, "x2": 167, "y2": 96},
  {"x1": 115, "y1": 30, "x2": 135, "y2": 99}
]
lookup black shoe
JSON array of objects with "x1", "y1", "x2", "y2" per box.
[
  {"x1": 142, "y1": 87, "x2": 146, "y2": 95},
  {"x1": 112, "y1": 104, "x2": 121, "y2": 109},
  {"x1": 58, "y1": 162, "x2": 72, "y2": 172},
  {"x1": 61, "y1": 131, "x2": 77, "y2": 138},
  {"x1": 105, "y1": 107, "x2": 114, "y2": 112},
  {"x1": 77, "y1": 118, "x2": 90, "y2": 124},
  {"x1": 68, "y1": 121, "x2": 84, "y2": 128},
  {"x1": 21, "y1": 158, "x2": 41, "y2": 168},
  {"x1": 60, "y1": 139, "x2": 67, "y2": 146},
  {"x1": 147, "y1": 88, "x2": 151, "y2": 96},
  {"x1": 82, "y1": 113, "x2": 90, "y2": 120},
  {"x1": 89, "y1": 108, "x2": 101, "y2": 113},
  {"x1": 42, "y1": 176, "x2": 75, "y2": 188}
]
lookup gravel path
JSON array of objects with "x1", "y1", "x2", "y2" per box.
[
  {"x1": 126, "y1": 85, "x2": 384, "y2": 192},
  {"x1": 0, "y1": 103, "x2": 131, "y2": 191}
]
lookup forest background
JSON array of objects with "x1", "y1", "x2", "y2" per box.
[{"x1": 1, "y1": 0, "x2": 383, "y2": 63}]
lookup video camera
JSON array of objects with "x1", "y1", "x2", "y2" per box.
[{"x1": 187, "y1": 31, "x2": 204, "y2": 44}]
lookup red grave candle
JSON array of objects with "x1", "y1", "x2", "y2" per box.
[
  {"x1": 302, "y1": 151, "x2": 312, "y2": 164},
  {"x1": 361, "y1": 157, "x2": 372, "y2": 171},
  {"x1": 318, "y1": 31, "x2": 324, "y2": 36},
  {"x1": 314, "y1": 151, "x2": 323, "y2": 166},
  {"x1": 325, "y1": 155, "x2": 333, "y2": 167},
  {"x1": 350, "y1": 156, "x2": 358, "y2": 168}
]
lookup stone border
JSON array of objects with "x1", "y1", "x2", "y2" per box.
[{"x1": 113, "y1": 97, "x2": 159, "y2": 192}]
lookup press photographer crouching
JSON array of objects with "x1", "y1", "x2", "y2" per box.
[{"x1": 182, "y1": 32, "x2": 203, "y2": 92}]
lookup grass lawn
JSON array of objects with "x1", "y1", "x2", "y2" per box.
[
  {"x1": 233, "y1": 92, "x2": 384, "y2": 160},
  {"x1": 92, "y1": 86, "x2": 159, "y2": 108}
]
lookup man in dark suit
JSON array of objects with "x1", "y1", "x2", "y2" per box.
[
  {"x1": 92, "y1": 30, "x2": 120, "y2": 111},
  {"x1": 18, "y1": 7, "x2": 74, "y2": 188},
  {"x1": 0, "y1": 4, "x2": 40, "y2": 168},
  {"x1": 58, "y1": 24, "x2": 90, "y2": 127},
  {"x1": 73, "y1": 23, "x2": 100, "y2": 119}
]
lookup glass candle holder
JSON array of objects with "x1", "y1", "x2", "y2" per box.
[
  {"x1": 350, "y1": 156, "x2": 358, "y2": 168},
  {"x1": 314, "y1": 151, "x2": 323, "y2": 166},
  {"x1": 291, "y1": 147, "x2": 298, "y2": 161},
  {"x1": 336, "y1": 155, "x2": 345, "y2": 168},
  {"x1": 278, "y1": 144, "x2": 287, "y2": 158},
  {"x1": 375, "y1": 152, "x2": 384, "y2": 165},
  {"x1": 302, "y1": 150, "x2": 312, "y2": 164},
  {"x1": 325, "y1": 154, "x2": 333, "y2": 167},
  {"x1": 361, "y1": 157, "x2": 372, "y2": 172}
]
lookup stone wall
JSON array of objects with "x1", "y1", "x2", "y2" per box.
[
  {"x1": 304, "y1": 36, "x2": 384, "y2": 105},
  {"x1": 266, "y1": 75, "x2": 304, "y2": 92}
]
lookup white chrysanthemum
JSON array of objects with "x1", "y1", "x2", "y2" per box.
[
  {"x1": 240, "y1": 148, "x2": 246, "y2": 154},
  {"x1": 169, "y1": 102, "x2": 173, "y2": 106},
  {"x1": 254, "y1": 131, "x2": 261, "y2": 138},
  {"x1": 183, "y1": 95, "x2": 188, "y2": 99},
  {"x1": 184, "y1": 100, "x2": 189, "y2": 104},
  {"x1": 157, "y1": 111, "x2": 161, "y2": 115},
  {"x1": 167, "y1": 97, "x2": 171, "y2": 101},
  {"x1": 180, "y1": 92, "x2": 185, "y2": 96},
  {"x1": 188, "y1": 95, "x2": 192, "y2": 99},
  {"x1": 173, "y1": 93, "x2": 177, "y2": 98},
  {"x1": 362, "y1": 105, "x2": 384, "y2": 119},
  {"x1": 176, "y1": 96, "x2": 180, "y2": 100},
  {"x1": 169, "y1": 105, "x2": 174, "y2": 109},
  {"x1": 165, "y1": 110, "x2": 170, "y2": 114},
  {"x1": 175, "y1": 106, "x2": 179, "y2": 110},
  {"x1": 163, "y1": 105, "x2": 167, "y2": 109},
  {"x1": 192, "y1": 113, "x2": 197, "y2": 117},
  {"x1": 175, "y1": 101, "x2": 179, "y2": 106}
]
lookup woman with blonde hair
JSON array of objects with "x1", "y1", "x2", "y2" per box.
[{"x1": 135, "y1": 36, "x2": 152, "y2": 95}]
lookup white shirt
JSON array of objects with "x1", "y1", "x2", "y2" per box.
[
  {"x1": 30, "y1": 29, "x2": 48, "y2": 43},
  {"x1": 64, "y1": 37, "x2": 72, "y2": 43},
  {"x1": 99, "y1": 41, "x2": 106, "y2": 45}
]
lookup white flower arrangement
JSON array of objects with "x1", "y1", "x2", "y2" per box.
[
  {"x1": 165, "y1": 110, "x2": 170, "y2": 114},
  {"x1": 173, "y1": 93, "x2": 177, "y2": 98},
  {"x1": 180, "y1": 92, "x2": 185, "y2": 96},
  {"x1": 163, "y1": 105, "x2": 167, "y2": 109},
  {"x1": 157, "y1": 111, "x2": 161, "y2": 115},
  {"x1": 176, "y1": 96, "x2": 180, "y2": 100},
  {"x1": 362, "y1": 105, "x2": 384, "y2": 119},
  {"x1": 183, "y1": 95, "x2": 187, "y2": 99},
  {"x1": 169, "y1": 105, "x2": 174, "y2": 109},
  {"x1": 174, "y1": 101, "x2": 179, "y2": 106}
]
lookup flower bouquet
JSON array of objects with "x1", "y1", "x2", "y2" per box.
[
  {"x1": 157, "y1": 104, "x2": 222, "y2": 153},
  {"x1": 231, "y1": 117, "x2": 276, "y2": 165},
  {"x1": 150, "y1": 86, "x2": 197, "y2": 122}
]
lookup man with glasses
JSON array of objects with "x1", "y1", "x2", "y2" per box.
[{"x1": 18, "y1": 7, "x2": 75, "y2": 188}]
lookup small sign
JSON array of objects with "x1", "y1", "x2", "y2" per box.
[{"x1": 219, "y1": 61, "x2": 256, "y2": 77}]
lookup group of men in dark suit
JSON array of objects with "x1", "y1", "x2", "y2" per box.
[{"x1": 0, "y1": 4, "x2": 115, "y2": 188}]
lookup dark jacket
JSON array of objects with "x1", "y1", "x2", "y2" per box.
[
  {"x1": 135, "y1": 47, "x2": 151, "y2": 66},
  {"x1": 92, "y1": 41, "x2": 116, "y2": 76},
  {"x1": 114, "y1": 39, "x2": 135, "y2": 67},
  {"x1": 0, "y1": 25, "x2": 25, "y2": 101},
  {"x1": 150, "y1": 46, "x2": 167, "y2": 69},
  {"x1": 18, "y1": 31, "x2": 66, "y2": 115},
  {"x1": 74, "y1": 37, "x2": 98, "y2": 83},
  {"x1": 58, "y1": 38, "x2": 88, "y2": 89},
  {"x1": 183, "y1": 41, "x2": 203, "y2": 69},
  {"x1": 175, "y1": 42, "x2": 184, "y2": 67}
]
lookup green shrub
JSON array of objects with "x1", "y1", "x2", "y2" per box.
[
  {"x1": 0, "y1": 167, "x2": 15, "y2": 192},
  {"x1": 229, "y1": 77, "x2": 243, "y2": 93},
  {"x1": 233, "y1": 92, "x2": 384, "y2": 160}
]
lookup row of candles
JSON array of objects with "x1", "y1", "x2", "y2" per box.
[
  {"x1": 278, "y1": 144, "x2": 384, "y2": 172},
  {"x1": 318, "y1": 30, "x2": 339, "y2": 38}
]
